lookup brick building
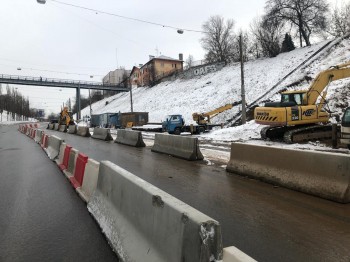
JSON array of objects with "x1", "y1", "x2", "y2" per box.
[{"x1": 137, "y1": 54, "x2": 183, "y2": 87}]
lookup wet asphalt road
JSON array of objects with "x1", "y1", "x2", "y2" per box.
[
  {"x1": 3, "y1": 124, "x2": 350, "y2": 262},
  {"x1": 0, "y1": 125, "x2": 119, "y2": 262}
]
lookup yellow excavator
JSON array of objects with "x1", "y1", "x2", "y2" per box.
[
  {"x1": 192, "y1": 100, "x2": 242, "y2": 125},
  {"x1": 254, "y1": 62, "x2": 350, "y2": 143},
  {"x1": 59, "y1": 107, "x2": 75, "y2": 127}
]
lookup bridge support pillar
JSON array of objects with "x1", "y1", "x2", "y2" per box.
[{"x1": 76, "y1": 84, "x2": 81, "y2": 120}]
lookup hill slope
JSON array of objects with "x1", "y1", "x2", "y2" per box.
[{"x1": 81, "y1": 36, "x2": 350, "y2": 143}]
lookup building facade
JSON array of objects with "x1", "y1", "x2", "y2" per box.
[
  {"x1": 139, "y1": 54, "x2": 184, "y2": 87},
  {"x1": 103, "y1": 68, "x2": 131, "y2": 85}
]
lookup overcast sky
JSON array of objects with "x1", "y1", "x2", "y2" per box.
[{"x1": 0, "y1": 0, "x2": 347, "y2": 115}]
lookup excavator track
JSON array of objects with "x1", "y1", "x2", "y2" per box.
[
  {"x1": 283, "y1": 125, "x2": 333, "y2": 144},
  {"x1": 260, "y1": 126, "x2": 291, "y2": 140}
]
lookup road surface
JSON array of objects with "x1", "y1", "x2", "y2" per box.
[
  {"x1": 2, "y1": 123, "x2": 350, "y2": 262},
  {"x1": 0, "y1": 125, "x2": 118, "y2": 261}
]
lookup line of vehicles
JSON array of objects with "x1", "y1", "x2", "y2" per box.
[{"x1": 52, "y1": 62, "x2": 350, "y2": 149}]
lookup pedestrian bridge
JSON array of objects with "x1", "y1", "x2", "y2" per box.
[{"x1": 0, "y1": 74, "x2": 129, "y2": 91}]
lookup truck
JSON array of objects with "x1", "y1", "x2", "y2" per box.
[
  {"x1": 162, "y1": 114, "x2": 211, "y2": 135},
  {"x1": 163, "y1": 102, "x2": 241, "y2": 135},
  {"x1": 341, "y1": 107, "x2": 350, "y2": 149}
]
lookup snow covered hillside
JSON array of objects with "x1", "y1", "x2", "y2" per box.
[{"x1": 80, "y1": 36, "x2": 350, "y2": 143}]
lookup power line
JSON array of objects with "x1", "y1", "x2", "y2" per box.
[{"x1": 50, "y1": 0, "x2": 204, "y2": 33}]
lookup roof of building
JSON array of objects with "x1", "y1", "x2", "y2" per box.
[{"x1": 140, "y1": 55, "x2": 183, "y2": 69}]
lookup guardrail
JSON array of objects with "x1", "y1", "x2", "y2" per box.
[{"x1": 0, "y1": 74, "x2": 130, "y2": 91}]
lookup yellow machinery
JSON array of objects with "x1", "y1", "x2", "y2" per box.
[
  {"x1": 192, "y1": 101, "x2": 242, "y2": 125},
  {"x1": 59, "y1": 107, "x2": 74, "y2": 126},
  {"x1": 254, "y1": 62, "x2": 350, "y2": 143}
]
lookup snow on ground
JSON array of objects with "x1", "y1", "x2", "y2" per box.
[
  {"x1": 79, "y1": 36, "x2": 350, "y2": 152},
  {"x1": 0, "y1": 111, "x2": 37, "y2": 125}
]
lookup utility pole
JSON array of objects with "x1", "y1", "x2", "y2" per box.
[
  {"x1": 130, "y1": 82, "x2": 133, "y2": 113},
  {"x1": 240, "y1": 34, "x2": 246, "y2": 125}
]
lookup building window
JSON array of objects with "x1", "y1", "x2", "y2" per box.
[{"x1": 175, "y1": 64, "x2": 177, "y2": 68}]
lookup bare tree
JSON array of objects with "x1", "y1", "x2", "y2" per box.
[
  {"x1": 250, "y1": 16, "x2": 283, "y2": 57},
  {"x1": 185, "y1": 55, "x2": 194, "y2": 68},
  {"x1": 328, "y1": 2, "x2": 350, "y2": 37},
  {"x1": 201, "y1": 15, "x2": 236, "y2": 64},
  {"x1": 265, "y1": 0, "x2": 329, "y2": 47}
]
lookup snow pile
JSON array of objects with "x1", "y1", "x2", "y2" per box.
[{"x1": 80, "y1": 37, "x2": 350, "y2": 143}]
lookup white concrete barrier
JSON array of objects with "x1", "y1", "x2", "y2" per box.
[
  {"x1": 63, "y1": 148, "x2": 79, "y2": 179},
  {"x1": 67, "y1": 125, "x2": 77, "y2": 134},
  {"x1": 226, "y1": 143, "x2": 350, "y2": 203},
  {"x1": 76, "y1": 158, "x2": 100, "y2": 203},
  {"x1": 34, "y1": 129, "x2": 43, "y2": 144},
  {"x1": 55, "y1": 142, "x2": 67, "y2": 165},
  {"x1": 58, "y1": 125, "x2": 67, "y2": 132},
  {"x1": 44, "y1": 135, "x2": 63, "y2": 160},
  {"x1": 76, "y1": 126, "x2": 91, "y2": 137},
  {"x1": 114, "y1": 129, "x2": 146, "y2": 147},
  {"x1": 223, "y1": 246, "x2": 257, "y2": 262},
  {"x1": 54, "y1": 123, "x2": 60, "y2": 131},
  {"x1": 88, "y1": 161, "x2": 222, "y2": 262},
  {"x1": 151, "y1": 133, "x2": 204, "y2": 160},
  {"x1": 48, "y1": 123, "x2": 54, "y2": 130},
  {"x1": 91, "y1": 127, "x2": 113, "y2": 141}
]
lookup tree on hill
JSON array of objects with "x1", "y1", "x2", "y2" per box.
[
  {"x1": 280, "y1": 33, "x2": 295, "y2": 53},
  {"x1": 201, "y1": 15, "x2": 236, "y2": 64},
  {"x1": 328, "y1": 2, "x2": 350, "y2": 37},
  {"x1": 265, "y1": 0, "x2": 329, "y2": 47},
  {"x1": 250, "y1": 16, "x2": 282, "y2": 57}
]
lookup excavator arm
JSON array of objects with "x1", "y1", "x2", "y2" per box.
[
  {"x1": 192, "y1": 101, "x2": 242, "y2": 125},
  {"x1": 306, "y1": 62, "x2": 350, "y2": 105}
]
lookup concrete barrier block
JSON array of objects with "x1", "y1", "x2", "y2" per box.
[
  {"x1": 31, "y1": 129, "x2": 36, "y2": 139},
  {"x1": 151, "y1": 133, "x2": 204, "y2": 160},
  {"x1": 76, "y1": 126, "x2": 91, "y2": 137},
  {"x1": 55, "y1": 142, "x2": 67, "y2": 165},
  {"x1": 54, "y1": 123, "x2": 59, "y2": 131},
  {"x1": 45, "y1": 135, "x2": 63, "y2": 160},
  {"x1": 34, "y1": 129, "x2": 43, "y2": 143},
  {"x1": 58, "y1": 145, "x2": 72, "y2": 171},
  {"x1": 226, "y1": 143, "x2": 350, "y2": 203},
  {"x1": 115, "y1": 129, "x2": 146, "y2": 147},
  {"x1": 26, "y1": 127, "x2": 31, "y2": 136},
  {"x1": 63, "y1": 148, "x2": 79, "y2": 179},
  {"x1": 69, "y1": 153, "x2": 88, "y2": 189},
  {"x1": 67, "y1": 125, "x2": 77, "y2": 134},
  {"x1": 91, "y1": 127, "x2": 113, "y2": 141},
  {"x1": 88, "y1": 161, "x2": 222, "y2": 262},
  {"x1": 48, "y1": 123, "x2": 54, "y2": 130},
  {"x1": 41, "y1": 134, "x2": 49, "y2": 149},
  {"x1": 58, "y1": 125, "x2": 67, "y2": 132},
  {"x1": 223, "y1": 246, "x2": 257, "y2": 262},
  {"x1": 76, "y1": 158, "x2": 100, "y2": 203}
]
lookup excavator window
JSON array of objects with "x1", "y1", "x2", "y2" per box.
[{"x1": 281, "y1": 93, "x2": 305, "y2": 106}]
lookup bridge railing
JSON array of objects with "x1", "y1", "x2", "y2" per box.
[{"x1": 0, "y1": 74, "x2": 124, "y2": 87}]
